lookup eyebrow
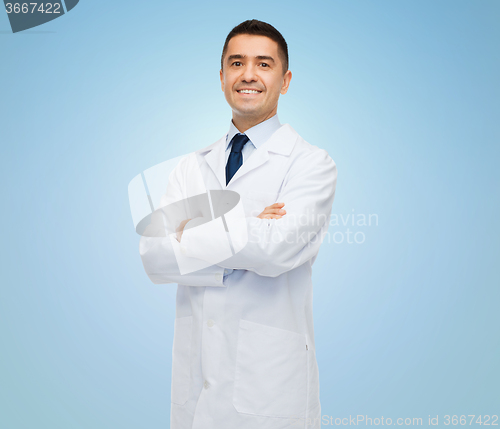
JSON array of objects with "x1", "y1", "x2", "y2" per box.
[{"x1": 227, "y1": 54, "x2": 276, "y2": 64}]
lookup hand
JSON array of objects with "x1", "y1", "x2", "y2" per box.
[
  {"x1": 176, "y1": 218, "x2": 192, "y2": 242},
  {"x1": 257, "y1": 202, "x2": 286, "y2": 220}
]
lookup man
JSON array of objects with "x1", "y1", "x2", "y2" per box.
[{"x1": 139, "y1": 19, "x2": 337, "y2": 429}]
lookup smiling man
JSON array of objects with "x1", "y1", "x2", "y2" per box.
[
  {"x1": 139, "y1": 19, "x2": 337, "y2": 429},
  {"x1": 220, "y1": 31, "x2": 291, "y2": 135}
]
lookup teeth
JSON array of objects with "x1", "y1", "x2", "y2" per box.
[{"x1": 238, "y1": 90, "x2": 260, "y2": 94}]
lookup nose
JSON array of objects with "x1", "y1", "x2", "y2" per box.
[{"x1": 241, "y1": 64, "x2": 258, "y2": 83}]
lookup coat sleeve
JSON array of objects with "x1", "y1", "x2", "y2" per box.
[
  {"x1": 181, "y1": 148, "x2": 337, "y2": 277},
  {"x1": 138, "y1": 156, "x2": 226, "y2": 287}
]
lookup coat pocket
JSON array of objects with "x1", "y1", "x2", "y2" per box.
[
  {"x1": 171, "y1": 315, "x2": 193, "y2": 405},
  {"x1": 233, "y1": 319, "x2": 308, "y2": 419}
]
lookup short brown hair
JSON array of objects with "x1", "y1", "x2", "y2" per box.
[{"x1": 221, "y1": 19, "x2": 289, "y2": 75}]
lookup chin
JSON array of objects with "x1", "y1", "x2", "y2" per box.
[{"x1": 234, "y1": 103, "x2": 264, "y2": 113}]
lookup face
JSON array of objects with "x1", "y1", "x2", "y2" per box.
[{"x1": 220, "y1": 34, "x2": 292, "y2": 127}]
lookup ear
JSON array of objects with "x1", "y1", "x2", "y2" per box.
[
  {"x1": 280, "y1": 70, "x2": 292, "y2": 95},
  {"x1": 220, "y1": 69, "x2": 224, "y2": 92}
]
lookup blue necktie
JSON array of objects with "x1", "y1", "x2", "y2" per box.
[{"x1": 226, "y1": 133, "x2": 249, "y2": 185}]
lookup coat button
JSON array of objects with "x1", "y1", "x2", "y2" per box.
[
  {"x1": 215, "y1": 273, "x2": 223, "y2": 282},
  {"x1": 207, "y1": 319, "x2": 215, "y2": 328},
  {"x1": 204, "y1": 380, "x2": 210, "y2": 389}
]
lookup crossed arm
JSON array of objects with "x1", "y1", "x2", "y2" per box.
[
  {"x1": 177, "y1": 202, "x2": 286, "y2": 241},
  {"x1": 140, "y1": 148, "x2": 337, "y2": 284}
]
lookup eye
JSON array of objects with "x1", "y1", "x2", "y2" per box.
[
  {"x1": 260, "y1": 63, "x2": 270, "y2": 67},
  {"x1": 231, "y1": 61, "x2": 242, "y2": 66}
]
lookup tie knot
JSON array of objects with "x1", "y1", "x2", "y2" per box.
[{"x1": 230, "y1": 133, "x2": 249, "y2": 153}]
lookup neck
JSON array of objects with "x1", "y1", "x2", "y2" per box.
[{"x1": 232, "y1": 109, "x2": 277, "y2": 133}]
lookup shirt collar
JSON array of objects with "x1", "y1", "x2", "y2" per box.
[{"x1": 225, "y1": 114, "x2": 282, "y2": 150}]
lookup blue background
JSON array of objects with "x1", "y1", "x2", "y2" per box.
[{"x1": 1, "y1": 0, "x2": 498, "y2": 427}]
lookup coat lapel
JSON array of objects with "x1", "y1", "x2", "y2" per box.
[
  {"x1": 201, "y1": 135, "x2": 226, "y2": 189},
  {"x1": 199, "y1": 123, "x2": 298, "y2": 189},
  {"x1": 227, "y1": 146, "x2": 269, "y2": 186}
]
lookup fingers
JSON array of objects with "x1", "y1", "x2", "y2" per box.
[
  {"x1": 256, "y1": 202, "x2": 286, "y2": 220},
  {"x1": 263, "y1": 208, "x2": 286, "y2": 215},
  {"x1": 258, "y1": 214, "x2": 283, "y2": 219},
  {"x1": 262, "y1": 202, "x2": 286, "y2": 215}
]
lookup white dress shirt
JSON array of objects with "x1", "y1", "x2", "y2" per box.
[{"x1": 224, "y1": 114, "x2": 282, "y2": 165}]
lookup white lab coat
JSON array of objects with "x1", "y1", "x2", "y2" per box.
[{"x1": 139, "y1": 123, "x2": 337, "y2": 429}]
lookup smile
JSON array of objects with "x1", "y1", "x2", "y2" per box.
[{"x1": 237, "y1": 89, "x2": 262, "y2": 94}]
